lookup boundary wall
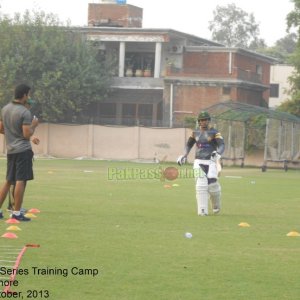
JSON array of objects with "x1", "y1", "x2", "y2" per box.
[
  {"x1": 0, "y1": 123, "x2": 271, "y2": 167},
  {"x1": 0, "y1": 123, "x2": 188, "y2": 163}
]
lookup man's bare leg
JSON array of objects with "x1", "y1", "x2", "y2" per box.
[
  {"x1": 0, "y1": 181, "x2": 12, "y2": 208},
  {"x1": 11, "y1": 180, "x2": 30, "y2": 221},
  {"x1": 13, "y1": 181, "x2": 26, "y2": 211},
  {"x1": 0, "y1": 181, "x2": 12, "y2": 219}
]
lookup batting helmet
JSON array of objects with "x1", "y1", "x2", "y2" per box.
[{"x1": 197, "y1": 111, "x2": 211, "y2": 121}]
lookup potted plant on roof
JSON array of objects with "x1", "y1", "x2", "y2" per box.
[
  {"x1": 135, "y1": 68, "x2": 143, "y2": 77},
  {"x1": 125, "y1": 63, "x2": 133, "y2": 77},
  {"x1": 125, "y1": 55, "x2": 134, "y2": 77},
  {"x1": 143, "y1": 64, "x2": 152, "y2": 77},
  {"x1": 125, "y1": 66, "x2": 133, "y2": 77}
]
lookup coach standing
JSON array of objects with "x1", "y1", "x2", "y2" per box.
[{"x1": 0, "y1": 83, "x2": 39, "y2": 221}]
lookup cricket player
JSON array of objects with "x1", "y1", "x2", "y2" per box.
[{"x1": 177, "y1": 111, "x2": 225, "y2": 216}]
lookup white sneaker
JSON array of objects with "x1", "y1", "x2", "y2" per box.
[
  {"x1": 199, "y1": 209, "x2": 208, "y2": 216},
  {"x1": 213, "y1": 208, "x2": 220, "y2": 214}
]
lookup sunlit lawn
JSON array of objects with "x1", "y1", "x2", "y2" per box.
[{"x1": 0, "y1": 159, "x2": 300, "y2": 299}]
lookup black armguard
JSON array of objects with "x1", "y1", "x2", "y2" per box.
[{"x1": 185, "y1": 137, "x2": 195, "y2": 154}]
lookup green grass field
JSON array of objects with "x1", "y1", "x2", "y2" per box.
[{"x1": 0, "y1": 159, "x2": 300, "y2": 300}]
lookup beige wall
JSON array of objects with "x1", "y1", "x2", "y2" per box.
[
  {"x1": 0, "y1": 123, "x2": 189, "y2": 162},
  {"x1": 269, "y1": 64, "x2": 294, "y2": 108},
  {"x1": 0, "y1": 123, "x2": 269, "y2": 167}
]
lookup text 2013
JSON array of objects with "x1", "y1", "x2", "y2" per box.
[{"x1": 27, "y1": 290, "x2": 50, "y2": 298}]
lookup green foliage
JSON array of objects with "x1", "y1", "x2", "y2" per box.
[
  {"x1": 0, "y1": 10, "x2": 113, "y2": 122},
  {"x1": 278, "y1": 0, "x2": 300, "y2": 117},
  {"x1": 183, "y1": 116, "x2": 197, "y2": 129},
  {"x1": 256, "y1": 33, "x2": 297, "y2": 63},
  {"x1": 245, "y1": 115, "x2": 267, "y2": 152},
  {"x1": 287, "y1": 0, "x2": 300, "y2": 32},
  {"x1": 208, "y1": 3, "x2": 262, "y2": 48},
  {"x1": 277, "y1": 98, "x2": 300, "y2": 117},
  {"x1": 276, "y1": 33, "x2": 297, "y2": 54}
]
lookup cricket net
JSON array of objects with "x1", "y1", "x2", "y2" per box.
[{"x1": 206, "y1": 101, "x2": 300, "y2": 170}]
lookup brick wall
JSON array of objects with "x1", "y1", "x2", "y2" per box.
[
  {"x1": 166, "y1": 50, "x2": 271, "y2": 123},
  {"x1": 174, "y1": 85, "x2": 221, "y2": 115},
  {"x1": 88, "y1": 3, "x2": 143, "y2": 27},
  {"x1": 183, "y1": 52, "x2": 230, "y2": 77}
]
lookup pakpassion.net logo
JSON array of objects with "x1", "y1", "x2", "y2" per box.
[{"x1": 107, "y1": 166, "x2": 195, "y2": 181}]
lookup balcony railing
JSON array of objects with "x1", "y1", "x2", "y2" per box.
[
  {"x1": 166, "y1": 66, "x2": 264, "y2": 84},
  {"x1": 111, "y1": 77, "x2": 164, "y2": 89}
]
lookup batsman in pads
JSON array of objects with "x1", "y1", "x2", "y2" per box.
[{"x1": 177, "y1": 111, "x2": 225, "y2": 216}]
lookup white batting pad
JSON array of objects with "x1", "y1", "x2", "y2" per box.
[
  {"x1": 208, "y1": 181, "x2": 221, "y2": 213},
  {"x1": 195, "y1": 176, "x2": 208, "y2": 216}
]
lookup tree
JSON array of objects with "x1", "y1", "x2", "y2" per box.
[
  {"x1": 208, "y1": 3, "x2": 262, "y2": 49},
  {"x1": 256, "y1": 33, "x2": 297, "y2": 63},
  {"x1": 287, "y1": 0, "x2": 300, "y2": 31},
  {"x1": 0, "y1": 11, "x2": 113, "y2": 122},
  {"x1": 276, "y1": 33, "x2": 297, "y2": 54},
  {"x1": 277, "y1": 0, "x2": 300, "y2": 117},
  {"x1": 277, "y1": 98, "x2": 300, "y2": 117}
]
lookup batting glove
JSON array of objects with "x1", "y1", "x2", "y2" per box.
[{"x1": 177, "y1": 155, "x2": 187, "y2": 166}]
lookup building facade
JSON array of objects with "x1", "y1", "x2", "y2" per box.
[
  {"x1": 79, "y1": 1, "x2": 276, "y2": 127},
  {"x1": 269, "y1": 64, "x2": 294, "y2": 108}
]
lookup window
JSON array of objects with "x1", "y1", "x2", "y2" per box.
[
  {"x1": 99, "y1": 103, "x2": 116, "y2": 117},
  {"x1": 256, "y1": 65, "x2": 262, "y2": 75},
  {"x1": 256, "y1": 64, "x2": 263, "y2": 80},
  {"x1": 125, "y1": 52, "x2": 154, "y2": 72},
  {"x1": 122, "y1": 104, "x2": 136, "y2": 126},
  {"x1": 222, "y1": 87, "x2": 231, "y2": 95},
  {"x1": 270, "y1": 84, "x2": 279, "y2": 98}
]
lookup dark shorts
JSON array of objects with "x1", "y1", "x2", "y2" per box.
[{"x1": 6, "y1": 150, "x2": 34, "y2": 182}]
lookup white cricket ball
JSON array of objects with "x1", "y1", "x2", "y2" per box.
[{"x1": 185, "y1": 232, "x2": 193, "y2": 239}]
